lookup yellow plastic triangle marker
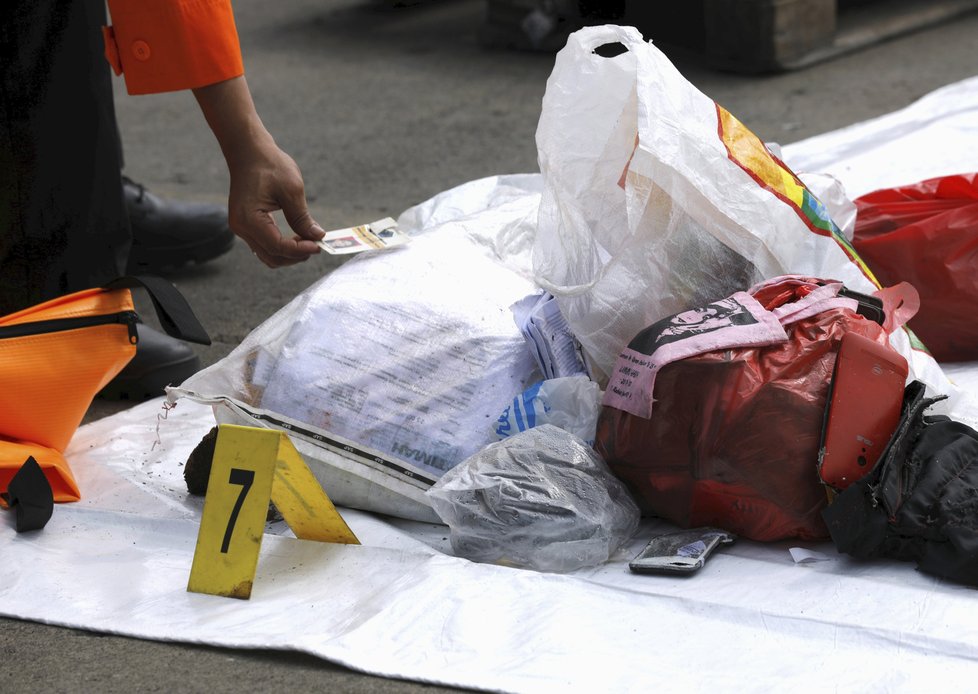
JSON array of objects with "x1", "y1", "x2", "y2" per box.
[
  {"x1": 271, "y1": 432, "x2": 359, "y2": 544},
  {"x1": 187, "y1": 424, "x2": 359, "y2": 600}
]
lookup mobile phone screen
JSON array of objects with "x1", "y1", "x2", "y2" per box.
[{"x1": 629, "y1": 528, "x2": 736, "y2": 574}]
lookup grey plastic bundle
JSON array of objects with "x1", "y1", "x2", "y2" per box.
[{"x1": 426, "y1": 424, "x2": 640, "y2": 573}]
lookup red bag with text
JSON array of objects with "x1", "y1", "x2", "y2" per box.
[
  {"x1": 595, "y1": 276, "x2": 911, "y2": 542},
  {"x1": 854, "y1": 173, "x2": 978, "y2": 362}
]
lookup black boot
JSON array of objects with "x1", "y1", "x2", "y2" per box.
[
  {"x1": 123, "y1": 177, "x2": 235, "y2": 273},
  {"x1": 98, "y1": 324, "x2": 202, "y2": 401}
]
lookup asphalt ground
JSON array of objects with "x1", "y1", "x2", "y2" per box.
[{"x1": 5, "y1": 1, "x2": 978, "y2": 691}]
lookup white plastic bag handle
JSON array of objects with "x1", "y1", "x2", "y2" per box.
[
  {"x1": 533, "y1": 25, "x2": 650, "y2": 300},
  {"x1": 565, "y1": 24, "x2": 647, "y2": 57}
]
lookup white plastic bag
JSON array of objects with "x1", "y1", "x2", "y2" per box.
[
  {"x1": 169, "y1": 175, "x2": 544, "y2": 523},
  {"x1": 426, "y1": 424, "x2": 640, "y2": 573},
  {"x1": 533, "y1": 25, "x2": 950, "y2": 398}
]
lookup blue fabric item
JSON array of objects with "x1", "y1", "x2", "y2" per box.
[{"x1": 495, "y1": 381, "x2": 545, "y2": 439}]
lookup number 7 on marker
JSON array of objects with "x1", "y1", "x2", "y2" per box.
[{"x1": 221, "y1": 468, "x2": 255, "y2": 554}]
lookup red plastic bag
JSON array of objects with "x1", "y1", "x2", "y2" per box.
[
  {"x1": 854, "y1": 173, "x2": 978, "y2": 362},
  {"x1": 594, "y1": 277, "x2": 899, "y2": 542}
]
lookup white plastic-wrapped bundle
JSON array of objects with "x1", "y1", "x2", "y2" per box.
[{"x1": 169, "y1": 175, "x2": 545, "y2": 522}]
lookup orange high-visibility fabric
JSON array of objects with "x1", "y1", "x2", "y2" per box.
[
  {"x1": 103, "y1": 0, "x2": 244, "y2": 95},
  {"x1": 0, "y1": 289, "x2": 138, "y2": 503},
  {"x1": 0, "y1": 442, "x2": 80, "y2": 505}
]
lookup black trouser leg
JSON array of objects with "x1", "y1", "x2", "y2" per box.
[{"x1": 0, "y1": 0, "x2": 130, "y2": 315}]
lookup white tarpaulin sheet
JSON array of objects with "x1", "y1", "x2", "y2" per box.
[{"x1": 4, "y1": 77, "x2": 978, "y2": 693}]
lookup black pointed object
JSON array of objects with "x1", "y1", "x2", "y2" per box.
[{"x1": 5, "y1": 456, "x2": 54, "y2": 532}]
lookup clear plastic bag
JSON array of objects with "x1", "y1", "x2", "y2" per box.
[
  {"x1": 426, "y1": 424, "x2": 640, "y2": 573},
  {"x1": 168, "y1": 175, "x2": 545, "y2": 523}
]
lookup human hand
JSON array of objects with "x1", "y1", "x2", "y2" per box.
[{"x1": 226, "y1": 137, "x2": 325, "y2": 267}]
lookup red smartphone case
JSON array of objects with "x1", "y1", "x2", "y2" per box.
[{"x1": 818, "y1": 332, "x2": 909, "y2": 491}]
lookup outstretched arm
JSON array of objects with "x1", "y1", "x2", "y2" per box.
[
  {"x1": 104, "y1": 0, "x2": 324, "y2": 267},
  {"x1": 193, "y1": 77, "x2": 324, "y2": 267}
]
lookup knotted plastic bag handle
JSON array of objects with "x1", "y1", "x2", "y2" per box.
[{"x1": 873, "y1": 281, "x2": 920, "y2": 335}]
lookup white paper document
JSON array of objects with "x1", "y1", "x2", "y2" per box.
[{"x1": 511, "y1": 292, "x2": 588, "y2": 380}]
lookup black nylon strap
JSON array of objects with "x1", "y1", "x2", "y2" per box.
[{"x1": 104, "y1": 275, "x2": 211, "y2": 345}]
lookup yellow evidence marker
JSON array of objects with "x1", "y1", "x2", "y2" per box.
[{"x1": 187, "y1": 424, "x2": 359, "y2": 600}]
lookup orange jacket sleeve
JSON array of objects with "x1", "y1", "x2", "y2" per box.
[{"x1": 103, "y1": 0, "x2": 244, "y2": 95}]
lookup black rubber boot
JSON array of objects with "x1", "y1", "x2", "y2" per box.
[
  {"x1": 123, "y1": 177, "x2": 235, "y2": 274},
  {"x1": 98, "y1": 324, "x2": 201, "y2": 401}
]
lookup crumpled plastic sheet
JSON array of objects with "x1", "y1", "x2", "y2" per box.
[
  {"x1": 5, "y1": 398, "x2": 978, "y2": 693},
  {"x1": 4, "y1": 76, "x2": 978, "y2": 692},
  {"x1": 782, "y1": 76, "x2": 978, "y2": 200}
]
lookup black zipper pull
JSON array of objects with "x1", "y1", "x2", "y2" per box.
[{"x1": 119, "y1": 311, "x2": 139, "y2": 345}]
